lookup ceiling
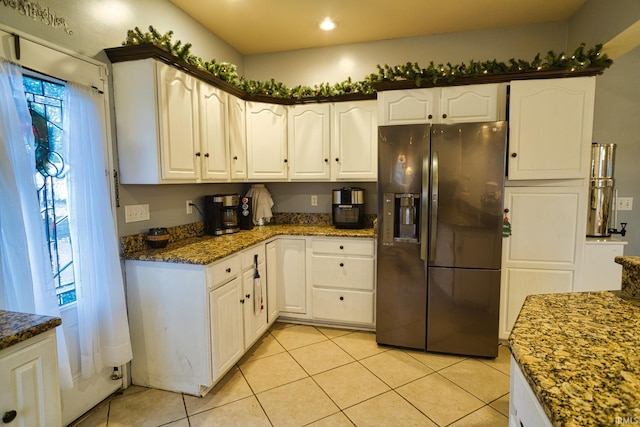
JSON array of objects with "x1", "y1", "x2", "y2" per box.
[{"x1": 170, "y1": 0, "x2": 587, "y2": 55}]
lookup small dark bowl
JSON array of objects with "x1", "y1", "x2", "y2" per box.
[{"x1": 146, "y1": 228, "x2": 169, "y2": 248}]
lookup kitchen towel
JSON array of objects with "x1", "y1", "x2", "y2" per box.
[{"x1": 246, "y1": 184, "x2": 274, "y2": 225}]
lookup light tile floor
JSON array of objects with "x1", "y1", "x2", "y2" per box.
[{"x1": 71, "y1": 322, "x2": 511, "y2": 427}]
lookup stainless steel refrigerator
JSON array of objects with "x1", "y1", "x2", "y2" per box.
[{"x1": 376, "y1": 122, "x2": 507, "y2": 358}]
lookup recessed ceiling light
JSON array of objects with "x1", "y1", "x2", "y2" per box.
[{"x1": 319, "y1": 17, "x2": 337, "y2": 31}]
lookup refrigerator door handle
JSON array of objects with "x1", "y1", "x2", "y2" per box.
[
  {"x1": 420, "y1": 149, "x2": 429, "y2": 260},
  {"x1": 429, "y1": 151, "x2": 439, "y2": 262}
]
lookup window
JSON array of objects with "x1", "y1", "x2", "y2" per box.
[{"x1": 23, "y1": 75, "x2": 76, "y2": 306}]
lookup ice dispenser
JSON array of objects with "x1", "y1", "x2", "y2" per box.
[{"x1": 381, "y1": 193, "x2": 421, "y2": 244}]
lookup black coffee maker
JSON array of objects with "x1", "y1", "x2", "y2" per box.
[{"x1": 205, "y1": 194, "x2": 240, "y2": 235}]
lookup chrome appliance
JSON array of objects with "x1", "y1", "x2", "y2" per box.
[
  {"x1": 586, "y1": 142, "x2": 616, "y2": 237},
  {"x1": 332, "y1": 187, "x2": 365, "y2": 229},
  {"x1": 376, "y1": 122, "x2": 507, "y2": 357},
  {"x1": 205, "y1": 194, "x2": 240, "y2": 235}
]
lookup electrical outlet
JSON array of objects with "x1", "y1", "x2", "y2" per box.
[
  {"x1": 124, "y1": 204, "x2": 150, "y2": 223},
  {"x1": 186, "y1": 200, "x2": 193, "y2": 214},
  {"x1": 311, "y1": 195, "x2": 318, "y2": 206},
  {"x1": 617, "y1": 197, "x2": 633, "y2": 211}
]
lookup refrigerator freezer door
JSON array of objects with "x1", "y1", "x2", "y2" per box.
[
  {"x1": 429, "y1": 122, "x2": 507, "y2": 269},
  {"x1": 427, "y1": 267, "x2": 500, "y2": 357},
  {"x1": 376, "y1": 243, "x2": 427, "y2": 350}
]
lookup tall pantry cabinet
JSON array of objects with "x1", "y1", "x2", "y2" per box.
[{"x1": 499, "y1": 76, "x2": 595, "y2": 339}]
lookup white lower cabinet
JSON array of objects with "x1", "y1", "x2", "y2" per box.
[
  {"x1": 578, "y1": 239, "x2": 626, "y2": 292},
  {"x1": 510, "y1": 356, "x2": 553, "y2": 427},
  {"x1": 241, "y1": 245, "x2": 268, "y2": 348},
  {"x1": 276, "y1": 238, "x2": 307, "y2": 315},
  {"x1": 209, "y1": 276, "x2": 244, "y2": 381},
  {"x1": 125, "y1": 242, "x2": 274, "y2": 396},
  {"x1": 499, "y1": 185, "x2": 586, "y2": 339},
  {"x1": 310, "y1": 237, "x2": 376, "y2": 327},
  {"x1": 0, "y1": 329, "x2": 61, "y2": 427}
]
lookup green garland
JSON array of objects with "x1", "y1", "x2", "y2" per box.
[{"x1": 123, "y1": 25, "x2": 613, "y2": 100}]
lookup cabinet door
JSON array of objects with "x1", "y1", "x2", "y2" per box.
[
  {"x1": 499, "y1": 186, "x2": 586, "y2": 339},
  {"x1": 228, "y1": 95, "x2": 247, "y2": 180},
  {"x1": 311, "y1": 256, "x2": 374, "y2": 291},
  {"x1": 242, "y1": 262, "x2": 268, "y2": 348},
  {"x1": 312, "y1": 288, "x2": 374, "y2": 325},
  {"x1": 246, "y1": 102, "x2": 288, "y2": 180},
  {"x1": 288, "y1": 104, "x2": 331, "y2": 180},
  {"x1": 209, "y1": 277, "x2": 244, "y2": 381},
  {"x1": 266, "y1": 241, "x2": 279, "y2": 323},
  {"x1": 508, "y1": 77, "x2": 595, "y2": 180},
  {"x1": 578, "y1": 242, "x2": 625, "y2": 292},
  {"x1": 440, "y1": 84, "x2": 504, "y2": 123},
  {"x1": 377, "y1": 88, "x2": 438, "y2": 125},
  {"x1": 199, "y1": 82, "x2": 230, "y2": 181},
  {"x1": 157, "y1": 62, "x2": 200, "y2": 180},
  {"x1": 277, "y1": 239, "x2": 307, "y2": 314},
  {"x1": 0, "y1": 330, "x2": 61, "y2": 427},
  {"x1": 500, "y1": 267, "x2": 573, "y2": 338},
  {"x1": 332, "y1": 100, "x2": 377, "y2": 181}
]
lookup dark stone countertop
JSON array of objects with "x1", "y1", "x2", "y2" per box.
[{"x1": 0, "y1": 310, "x2": 61, "y2": 351}]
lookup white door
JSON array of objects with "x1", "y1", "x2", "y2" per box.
[
  {"x1": 265, "y1": 241, "x2": 280, "y2": 323},
  {"x1": 277, "y1": 239, "x2": 307, "y2": 314},
  {"x1": 440, "y1": 84, "x2": 504, "y2": 123},
  {"x1": 209, "y1": 277, "x2": 244, "y2": 381},
  {"x1": 332, "y1": 100, "x2": 378, "y2": 181},
  {"x1": 288, "y1": 103, "x2": 331, "y2": 180},
  {"x1": 508, "y1": 77, "x2": 595, "y2": 180},
  {"x1": 228, "y1": 95, "x2": 248, "y2": 180},
  {"x1": 157, "y1": 62, "x2": 200, "y2": 180},
  {"x1": 499, "y1": 185, "x2": 586, "y2": 339},
  {"x1": 377, "y1": 88, "x2": 438, "y2": 125},
  {"x1": 199, "y1": 82, "x2": 229, "y2": 181},
  {"x1": 242, "y1": 262, "x2": 268, "y2": 348},
  {"x1": 246, "y1": 102, "x2": 288, "y2": 180}
]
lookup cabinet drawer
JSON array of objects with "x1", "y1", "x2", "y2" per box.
[
  {"x1": 242, "y1": 244, "x2": 266, "y2": 270},
  {"x1": 208, "y1": 254, "x2": 241, "y2": 289},
  {"x1": 311, "y1": 256, "x2": 374, "y2": 290},
  {"x1": 311, "y1": 238, "x2": 374, "y2": 256},
  {"x1": 312, "y1": 288, "x2": 374, "y2": 324}
]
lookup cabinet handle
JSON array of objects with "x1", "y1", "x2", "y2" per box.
[
  {"x1": 284, "y1": 159, "x2": 288, "y2": 163},
  {"x1": 195, "y1": 152, "x2": 201, "y2": 157},
  {"x1": 339, "y1": 245, "x2": 344, "y2": 250},
  {"x1": 442, "y1": 114, "x2": 447, "y2": 119},
  {"x1": 339, "y1": 296, "x2": 344, "y2": 301},
  {"x1": 226, "y1": 267, "x2": 231, "y2": 273},
  {"x1": 511, "y1": 153, "x2": 518, "y2": 158},
  {"x1": 339, "y1": 263, "x2": 344, "y2": 267},
  {"x1": 324, "y1": 158, "x2": 328, "y2": 163},
  {"x1": 204, "y1": 153, "x2": 209, "y2": 158},
  {"x1": 428, "y1": 114, "x2": 433, "y2": 119},
  {"x1": 246, "y1": 294, "x2": 251, "y2": 299},
  {"x1": 504, "y1": 208, "x2": 510, "y2": 214},
  {"x1": 335, "y1": 157, "x2": 339, "y2": 162},
  {"x1": 2, "y1": 411, "x2": 17, "y2": 423},
  {"x1": 233, "y1": 156, "x2": 238, "y2": 160},
  {"x1": 240, "y1": 299, "x2": 245, "y2": 304}
]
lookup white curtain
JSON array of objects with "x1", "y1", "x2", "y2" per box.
[
  {"x1": 63, "y1": 82, "x2": 132, "y2": 378},
  {"x1": 0, "y1": 59, "x2": 73, "y2": 389}
]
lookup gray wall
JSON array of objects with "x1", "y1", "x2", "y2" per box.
[{"x1": 568, "y1": 0, "x2": 640, "y2": 254}]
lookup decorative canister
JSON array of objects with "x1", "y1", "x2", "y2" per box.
[{"x1": 146, "y1": 227, "x2": 170, "y2": 248}]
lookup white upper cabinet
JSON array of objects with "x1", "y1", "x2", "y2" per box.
[
  {"x1": 377, "y1": 84, "x2": 505, "y2": 125},
  {"x1": 112, "y1": 59, "x2": 237, "y2": 183},
  {"x1": 508, "y1": 77, "x2": 596, "y2": 180},
  {"x1": 157, "y1": 62, "x2": 200, "y2": 180},
  {"x1": 287, "y1": 103, "x2": 331, "y2": 181},
  {"x1": 246, "y1": 102, "x2": 289, "y2": 180},
  {"x1": 440, "y1": 84, "x2": 505, "y2": 123},
  {"x1": 228, "y1": 94, "x2": 248, "y2": 181},
  {"x1": 332, "y1": 100, "x2": 378, "y2": 181},
  {"x1": 377, "y1": 88, "x2": 438, "y2": 125},
  {"x1": 198, "y1": 82, "x2": 230, "y2": 181}
]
